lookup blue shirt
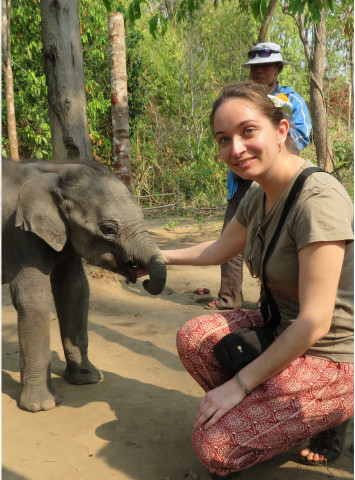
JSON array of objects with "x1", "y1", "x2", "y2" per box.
[{"x1": 226, "y1": 83, "x2": 312, "y2": 199}]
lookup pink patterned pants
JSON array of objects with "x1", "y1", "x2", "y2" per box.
[{"x1": 176, "y1": 309, "x2": 354, "y2": 473}]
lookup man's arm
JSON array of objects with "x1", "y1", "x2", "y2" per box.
[{"x1": 287, "y1": 91, "x2": 311, "y2": 151}]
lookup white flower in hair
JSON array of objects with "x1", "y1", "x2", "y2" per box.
[{"x1": 268, "y1": 93, "x2": 293, "y2": 115}]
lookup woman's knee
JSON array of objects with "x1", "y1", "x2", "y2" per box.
[
  {"x1": 192, "y1": 426, "x2": 237, "y2": 471},
  {"x1": 176, "y1": 315, "x2": 207, "y2": 357},
  {"x1": 192, "y1": 427, "x2": 219, "y2": 468},
  {"x1": 176, "y1": 310, "x2": 249, "y2": 358}
]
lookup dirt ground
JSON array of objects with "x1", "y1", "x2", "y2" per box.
[{"x1": 2, "y1": 215, "x2": 354, "y2": 480}]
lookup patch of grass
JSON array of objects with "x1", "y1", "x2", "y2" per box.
[{"x1": 162, "y1": 220, "x2": 180, "y2": 230}]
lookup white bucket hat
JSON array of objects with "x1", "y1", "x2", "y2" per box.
[{"x1": 242, "y1": 42, "x2": 292, "y2": 68}]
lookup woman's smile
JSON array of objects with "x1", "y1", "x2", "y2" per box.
[{"x1": 234, "y1": 156, "x2": 255, "y2": 169}]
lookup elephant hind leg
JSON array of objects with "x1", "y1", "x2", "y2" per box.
[
  {"x1": 51, "y1": 255, "x2": 103, "y2": 385},
  {"x1": 64, "y1": 360, "x2": 104, "y2": 385}
]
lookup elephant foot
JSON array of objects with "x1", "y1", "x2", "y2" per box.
[
  {"x1": 64, "y1": 360, "x2": 103, "y2": 385},
  {"x1": 19, "y1": 384, "x2": 61, "y2": 413}
]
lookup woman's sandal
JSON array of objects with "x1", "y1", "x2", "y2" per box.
[
  {"x1": 300, "y1": 419, "x2": 350, "y2": 466},
  {"x1": 204, "y1": 299, "x2": 233, "y2": 310}
]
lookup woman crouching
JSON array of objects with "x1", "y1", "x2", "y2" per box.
[{"x1": 162, "y1": 82, "x2": 353, "y2": 478}]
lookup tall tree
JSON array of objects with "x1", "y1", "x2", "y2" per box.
[
  {"x1": 294, "y1": 8, "x2": 332, "y2": 171},
  {"x1": 40, "y1": 0, "x2": 92, "y2": 161},
  {"x1": 257, "y1": 0, "x2": 277, "y2": 42},
  {"x1": 2, "y1": 0, "x2": 19, "y2": 160}
]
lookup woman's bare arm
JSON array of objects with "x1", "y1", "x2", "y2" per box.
[{"x1": 163, "y1": 217, "x2": 247, "y2": 266}]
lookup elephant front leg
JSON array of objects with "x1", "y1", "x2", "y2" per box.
[
  {"x1": 51, "y1": 255, "x2": 103, "y2": 385},
  {"x1": 10, "y1": 276, "x2": 60, "y2": 412}
]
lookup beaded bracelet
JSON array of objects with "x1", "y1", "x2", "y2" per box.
[{"x1": 235, "y1": 372, "x2": 253, "y2": 395}]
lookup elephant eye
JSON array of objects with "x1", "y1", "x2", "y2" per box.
[{"x1": 99, "y1": 223, "x2": 117, "y2": 236}]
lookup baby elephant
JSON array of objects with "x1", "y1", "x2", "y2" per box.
[{"x1": 2, "y1": 159, "x2": 166, "y2": 412}]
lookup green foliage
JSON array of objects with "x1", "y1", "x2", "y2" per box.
[
  {"x1": 162, "y1": 220, "x2": 180, "y2": 230},
  {"x1": 125, "y1": 1, "x2": 256, "y2": 205},
  {"x1": 177, "y1": 0, "x2": 205, "y2": 21},
  {"x1": 251, "y1": 0, "x2": 347, "y2": 24},
  {"x1": 127, "y1": 0, "x2": 146, "y2": 24},
  {"x1": 2, "y1": 1, "x2": 51, "y2": 159},
  {"x1": 102, "y1": 0, "x2": 112, "y2": 13},
  {"x1": 148, "y1": 14, "x2": 168, "y2": 38},
  {"x1": 285, "y1": 0, "x2": 336, "y2": 23},
  {"x1": 328, "y1": 116, "x2": 354, "y2": 198},
  {"x1": 251, "y1": 0, "x2": 269, "y2": 21},
  {"x1": 3, "y1": 0, "x2": 353, "y2": 207},
  {"x1": 266, "y1": 9, "x2": 311, "y2": 100},
  {"x1": 101, "y1": 0, "x2": 126, "y2": 14},
  {"x1": 334, "y1": 141, "x2": 353, "y2": 166},
  {"x1": 80, "y1": 4, "x2": 112, "y2": 163}
]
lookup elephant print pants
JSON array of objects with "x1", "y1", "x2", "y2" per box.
[{"x1": 176, "y1": 309, "x2": 354, "y2": 474}]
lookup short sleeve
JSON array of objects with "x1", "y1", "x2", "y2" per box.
[
  {"x1": 235, "y1": 182, "x2": 262, "y2": 228},
  {"x1": 293, "y1": 184, "x2": 354, "y2": 250},
  {"x1": 236, "y1": 196, "x2": 248, "y2": 227}
]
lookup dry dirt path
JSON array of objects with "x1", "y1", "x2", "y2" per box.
[{"x1": 2, "y1": 216, "x2": 353, "y2": 480}]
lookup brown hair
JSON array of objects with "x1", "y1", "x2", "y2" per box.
[{"x1": 210, "y1": 81, "x2": 298, "y2": 153}]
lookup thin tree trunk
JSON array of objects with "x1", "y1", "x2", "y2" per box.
[
  {"x1": 108, "y1": 12, "x2": 132, "y2": 192},
  {"x1": 296, "y1": 9, "x2": 333, "y2": 172},
  {"x1": 348, "y1": 35, "x2": 354, "y2": 131},
  {"x1": 309, "y1": 10, "x2": 333, "y2": 171},
  {"x1": 2, "y1": 0, "x2": 19, "y2": 160},
  {"x1": 257, "y1": 0, "x2": 277, "y2": 43},
  {"x1": 40, "y1": 0, "x2": 92, "y2": 162}
]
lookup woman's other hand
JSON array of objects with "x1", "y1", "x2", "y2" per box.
[{"x1": 195, "y1": 377, "x2": 246, "y2": 429}]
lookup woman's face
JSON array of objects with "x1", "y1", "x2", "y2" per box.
[{"x1": 213, "y1": 98, "x2": 287, "y2": 181}]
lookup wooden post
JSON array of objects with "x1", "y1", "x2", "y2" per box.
[
  {"x1": 176, "y1": 177, "x2": 180, "y2": 215},
  {"x1": 108, "y1": 12, "x2": 132, "y2": 192}
]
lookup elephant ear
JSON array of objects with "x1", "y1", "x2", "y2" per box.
[{"x1": 15, "y1": 172, "x2": 69, "y2": 252}]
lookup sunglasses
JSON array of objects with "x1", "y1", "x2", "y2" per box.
[{"x1": 248, "y1": 49, "x2": 280, "y2": 59}]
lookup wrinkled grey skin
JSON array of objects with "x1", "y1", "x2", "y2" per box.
[{"x1": 2, "y1": 159, "x2": 166, "y2": 412}]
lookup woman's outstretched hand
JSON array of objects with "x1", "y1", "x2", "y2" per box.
[
  {"x1": 133, "y1": 251, "x2": 169, "y2": 279},
  {"x1": 195, "y1": 377, "x2": 246, "y2": 429}
]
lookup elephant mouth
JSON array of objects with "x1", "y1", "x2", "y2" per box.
[
  {"x1": 84, "y1": 252, "x2": 141, "y2": 284},
  {"x1": 113, "y1": 254, "x2": 141, "y2": 284},
  {"x1": 124, "y1": 262, "x2": 137, "y2": 283}
]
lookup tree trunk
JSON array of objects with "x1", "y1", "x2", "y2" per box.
[
  {"x1": 257, "y1": 0, "x2": 277, "y2": 43},
  {"x1": 309, "y1": 10, "x2": 333, "y2": 172},
  {"x1": 296, "y1": 9, "x2": 333, "y2": 172},
  {"x1": 108, "y1": 12, "x2": 132, "y2": 192},
  {"x1": 2, "y1": 0, "x2": 19, "y2": 160},
  {"x1": 348, "y1": 34, "x2": 353, "y2": 131},
  {"x1": 39, "y1": 0, "x2": 92, "y2": 162}
]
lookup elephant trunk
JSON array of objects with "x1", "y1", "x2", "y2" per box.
[
  {"x1": 128, "y1": 235, "x2": 166, "y2": 295},
  {"x1": 142, "y1": 251, "x2": 167, "y2": 295}
]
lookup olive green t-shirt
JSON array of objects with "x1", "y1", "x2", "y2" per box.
[{"x1": 237, "y1": 160, "x2": 354, "y2": 363}]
